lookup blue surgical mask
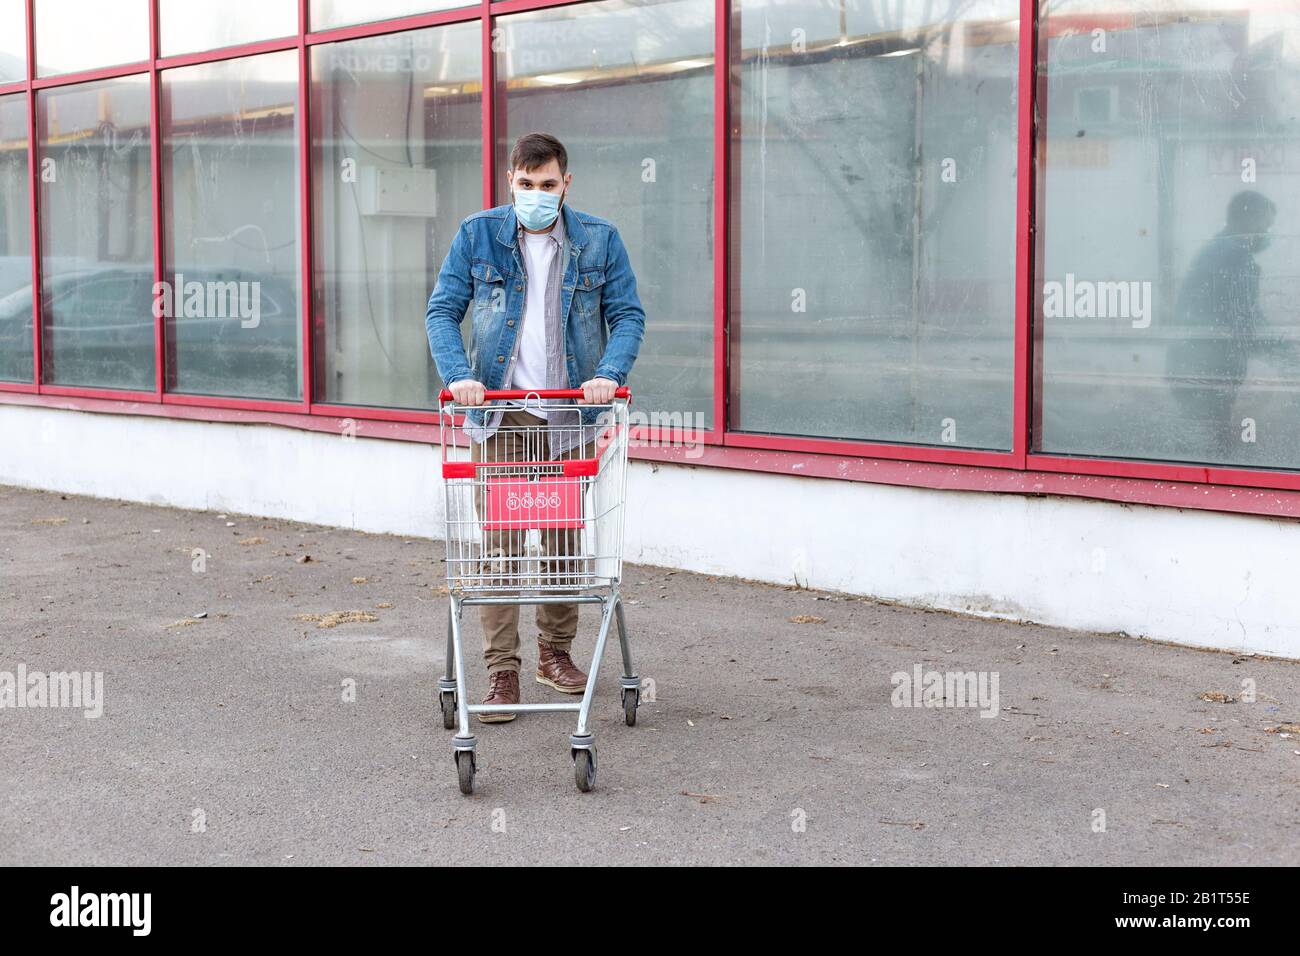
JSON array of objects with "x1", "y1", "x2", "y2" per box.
[{"x1": 512, "y1": 187, "x2": 562, "y2": 231}]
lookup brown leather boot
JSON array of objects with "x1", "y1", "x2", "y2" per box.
[
  {"x1": 478, "y1": 669, "x2": 519, "y2": 723},
  {"x1": 536, "y1": 639, "x2": 588, "y2": 694}
]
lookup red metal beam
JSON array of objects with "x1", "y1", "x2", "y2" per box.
[
  {"x1": 298, "y1": 0, "x2": 314, "y2": 408},
  {"x1": 490, "y1": 0, "x2": 591, "y2": 15},
  {"x1": 1030, "y1": 0, "x2": 1048, "y2": 455},
  {"x1": 711, "y1": 0, "x2": 728, "y2": 441},
  {"x1": 481, "y1": 0, "x2": 495, "y2": 210},
  {"x1": 162, "y1": 392, "x2": 309, "y2": 414},
  {"x1": 7, "y1": 388, "x2": 1300, "y2": 519},
  {"x1": 31, "y1": 62, "x2": 151, "y2": 89},
  {"x1": 24, "y1": 0, "x2": 39, "y2": 388},
  {"x1": 1012, "y1": 0, "x2": 1036, "y2": 468},
  {"x1": 156, "y1": 37, "x2": 299, "y2": 71},
  {"x1": 725, "y1": 429, "x2": 1019, "y2": 470},
  {"x1": 305, "y1": 6, "x2": 481, "y2": 46},
  {"x1": 149, "y1": 0, "x2": 164, "y2": 399}
]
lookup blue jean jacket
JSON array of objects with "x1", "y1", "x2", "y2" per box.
[{"x1": 425, "y1": 203, "x2": 646, "y2": 428}]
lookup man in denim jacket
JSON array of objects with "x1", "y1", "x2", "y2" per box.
[{"x1": 425, "y1": 132, "x2": 646, "y2": 721}]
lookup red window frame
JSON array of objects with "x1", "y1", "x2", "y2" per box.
[{"x1": 1, "y1": 0, "x2": 1299, "y2": 517}]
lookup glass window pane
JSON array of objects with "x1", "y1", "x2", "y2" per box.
[
  {"x1": 311, "y1": 23, "x2": 482, "y2": 408},
  {"x1": 160, "y1": 0, "x2": 298, "y2": 57},
  {"x1": 0, "y1": 0, "x2": 27, "y2": 84},
  {"x1": 311, "y1": 1, "x2": 471, "y2": 33},
  {"x1": 0, "y1": 93, "x2": 32, "y2": 382},
  {"x1": 162, "y1": 51, "x2": 301, "y2": 400},
  {"x1": 38, "y1": 76, "x2": 154, "y2": 390},
  {"x1": 36, "y1": 0, "x2": 148, "y2": 78},
  {"x1": 497, "y1": 0, "x2": 715, "y2": 428},
  {"x1": 731, "y1": 0, "x2": 1019, "y2": 448},
  {"x1": 1037, "y1": 1, "x2": 1300, "y2": 470}
]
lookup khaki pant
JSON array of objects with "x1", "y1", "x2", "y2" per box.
[{"x1": 472, "y1": 408, "x2": 595, "y2": 674}]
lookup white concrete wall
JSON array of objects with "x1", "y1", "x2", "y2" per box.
[{"x1": 4, "y1": 403, "x2": 1298, "y2": 659}]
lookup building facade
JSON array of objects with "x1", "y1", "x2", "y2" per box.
[{"x1": 2, "y1": 0, "x2": 1299, "y2": 656}]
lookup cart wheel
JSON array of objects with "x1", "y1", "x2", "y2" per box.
[
  {"x1": 455, "y1": 750, "x2": 476, "y2": 795},
  {"x1": 440, "y1": 691, "x2": 457, "y2": 730},
  {"x1": 622, "y1": 688, "x2": 638, "y2": 727},
  {"x1": 573, "y1": 747, "x2": 597, "y2": 792}
]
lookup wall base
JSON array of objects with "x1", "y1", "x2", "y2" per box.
[{"x1": 3, "y1": 404, "x2": 1296, "y2": 658}]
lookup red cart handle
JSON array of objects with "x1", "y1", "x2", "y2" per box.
[{"x1": 438, "y1": 386, "x2": 630, "y2": 406}]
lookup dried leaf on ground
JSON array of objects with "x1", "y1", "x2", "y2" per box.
[
  {"x1": 1265, "y1": 723, "x2": 1300, "y2": 735},
  {"x1": 293, "y1": 610, "x2": 378, "y2": 629}
]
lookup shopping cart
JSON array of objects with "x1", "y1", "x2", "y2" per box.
[{"x1": 436, "y1": 387, "x2": 639, "y2": 794}]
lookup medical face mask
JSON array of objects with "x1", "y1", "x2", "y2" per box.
[{"x1": 512, "y1": 186, "x2": 563, "y2": 231}]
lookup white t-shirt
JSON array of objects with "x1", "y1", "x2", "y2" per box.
[{"x1": 513, "y1": 230, "x2": 558, "y2": 415}]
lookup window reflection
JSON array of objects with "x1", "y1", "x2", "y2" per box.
[
  {"x1": 0, "y1": 93, "x2": 31, "y2": 382},
  {"x1": 35, "y1": 0, "x2": 148, "y2": 78},
  {"x1": 311, "y1": 23, "x2": 482, "y2": 408},
  {"x1": 0, "y1": 0, "x2": 26, "y2": 84},
  {"x1": 38, "y1": 76, "x2": 154, "y2": 390},
  {"x1": 310, "y1": 0, "x2": 471, "y2": 33},
  {"x1": 1037, "y1": 1, "x2": 1300, "y2": 469},
  {"x1": 731, "y1": 0, "x2": 1020, "y2": 448},
  {"x1": 163, "y1": 51, "x2": 301, "y2": 400},
  {"x1": 496, "y1": 0, "x2": 716, "y2": 428},
  {"x1": 160, "y1": 0, "x2": 298, "y2": 58}
]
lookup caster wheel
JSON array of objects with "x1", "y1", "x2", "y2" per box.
[
  {"x1": 573, "y1": 747, "x2": 597, "y2": 792},
  {"x1": 455, "y1": 750, "x2": 476, "y2": 795},
  {"x1": 622, "y1": 687, "x2": 639, "y2": 727},
  {"x1": 440, "y1": 691, "x2": 456, "y2": 730}
]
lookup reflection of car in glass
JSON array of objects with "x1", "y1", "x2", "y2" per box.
[
  {"x1": 0, "y1": 282, "x2": 35, "y2": 383},
  {"x1": 41, "y1": 269, "x2": 158, "y2": 390},
  {"x1": 0, "y1": 266, "x2": 299, "y2": 398},
  {"x1": 164, "y1": 266, "x2": 299, "y2": 400}
]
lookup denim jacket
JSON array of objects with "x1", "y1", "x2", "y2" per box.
[{"x1": 425, "y1": 203, "x2": 646, "y2": 428}]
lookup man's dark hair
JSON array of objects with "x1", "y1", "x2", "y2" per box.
[{"x1": 510, "y1": 132, "x2": 567, "y2": 175}]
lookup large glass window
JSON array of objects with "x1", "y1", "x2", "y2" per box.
[
  {"x1": 730, "y1": 0, "x2": 1019, "y2": 449},
  {"x1": 0, "y1": 0, "x2": 26, "y2": 84},
  {"x1": 1037, "y1": 1, "x2": 1300, "y2": 471},
  {"x1": 160, "y1": 0, "x2": 298, "y2": 58},
  {"x1": 310, "y1": 1, "x2": 471, "y2": 33},
  {"x1": 311, "y1": 23, "x2": 482, "y2": 408},
  {"x1": 0, "y1": 93, "x2": 31, "y2": 382},
  {"x1": 496, "y1": 0, "x2": 715, "y2": 428},
  {"x1": 35, "y1": 0, "x2": 148, "y2": 78},
  {"x1": 38, "y1": 76, "x2": 154, "y2": 390},
  {"x1": 162, "y1": 51, "x2": 301, "y2": 401}
]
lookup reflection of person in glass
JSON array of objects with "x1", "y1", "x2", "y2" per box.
[{"x1": 1168, "y1": 190, "x2": 1283, "y2": 458}]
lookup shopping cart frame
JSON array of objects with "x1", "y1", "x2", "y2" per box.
[{"x1": 435, "y1": 387, "x2": 640, "y2": 794}]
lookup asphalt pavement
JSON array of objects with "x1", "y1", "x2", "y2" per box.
[{"x1": 2, "y1": 485, "x2": 1298, "y2": 865}]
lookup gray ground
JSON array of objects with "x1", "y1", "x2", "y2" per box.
[{"x1": 2, "y1": 484, "x2": 1298, "y2": 866}]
